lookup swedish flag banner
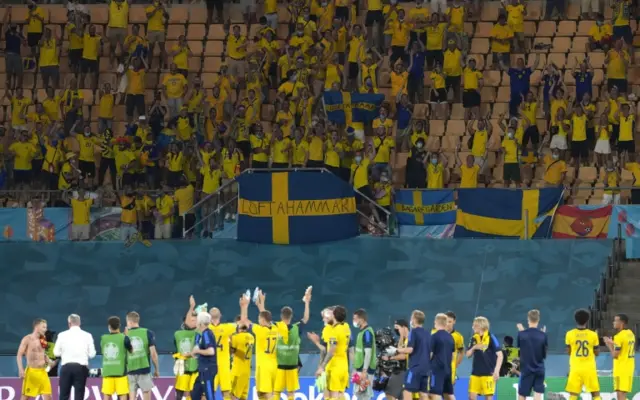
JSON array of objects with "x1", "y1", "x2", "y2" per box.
[
  {"x1": 236, "y1": 171, "x2": 358, "y2": 245},
  {"x1": 394, "y1": 190, "x2": 456, "y2": 225},
  {"x1": 454, "y1": 188, "x2": 563, "y2": 239},
  {"x1": 323, "y1": 92, "x2": 385, "y2": 124}
]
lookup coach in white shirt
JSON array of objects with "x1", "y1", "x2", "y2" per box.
[{"x1": 53, "y1": 314, "x2": 96, "y2": 400}]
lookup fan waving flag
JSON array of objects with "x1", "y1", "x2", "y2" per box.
[
  {"x1": 552, "y1": 205, "x2": 612, "y2": 238},
  {"x1": 455, "y1": 188, "x2": 563, "y2": 238},
  {"x1": 323, "y1": 91, "x2": 385, "y2": 124},
  {"x1": 236, "y1": 171, "x2": 358, "y2": 244},
  {"x1": 394, "y1": 190, "x2": 456, "y2": 225}
]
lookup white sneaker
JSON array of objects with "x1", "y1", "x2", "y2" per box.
[
  {"x1": 225, "y1": 212, "x2": 231, "y2": 221},
  {"x1": 232, "y1": 213, "x2": 237, "y2": 221}
]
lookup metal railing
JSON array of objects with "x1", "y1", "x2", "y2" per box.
[{"x1": 181, "y1": 167, "x2": 396, "y2": 238}]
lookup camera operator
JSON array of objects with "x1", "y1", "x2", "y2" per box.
[{"x1": 380, "y1": 319, "x2": 410, "y2": 400}]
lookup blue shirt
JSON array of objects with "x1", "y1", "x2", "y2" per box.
[
  {"x1": 470, "y1": 332, "x2": 501, "y2": 376},
  {"x1": 196, "y1": 328, "x2": 217, "y2": 370},
  {"x1": 429, "y1": 330, "x2": 453, "y2": 374},
  {"x1": 5, "y1": 30, "x2": 21, "y2": 55},
  {"x1": 395, "y1": 102, "x2": 412, "y2": 130},
  {"x1": 409, "y1": 51, "x2": 426, "y2": 78},
  {"x1": 508, "y1": 67, "x2": 532, "y2": 96},
  {"x1": 408, "y1": 326, "x2": 431, "y2": 373},
  {"x1": 127, "y1": 328, "x2": 156, "y2": 375},
  {"x1": 573, "y1": 71, "x2": 593, "y2": 101},
  {"x1": 517, "y1": 328, "x2": 547, "y2": 374}
]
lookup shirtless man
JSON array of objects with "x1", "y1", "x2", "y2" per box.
[{"x1": 17, "y1": 318, "x2": 52, "y2": 400}]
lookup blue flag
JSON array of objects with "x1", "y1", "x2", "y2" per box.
[
  {"x1": 323, "y1": 91, "x2": 385, "y2": 124},
  {"x1": 454, "y1": 188, "x2": 563, "y2": 238},
  {"x1": 394, "y1": 190, "x2": 456, "y2": 225},
  {"x1": 237, "y1": 172, "x2": 358, "y2": 244}
]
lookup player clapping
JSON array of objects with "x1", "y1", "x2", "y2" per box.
[
  {"x1": 466, "y1": 317, "x2": 503, "y2": 400},
  {"x1": 603, "y1": 313, "x2": 635, "y2": 400},
  {"x1": 564, "y1": 309, "x2": 601, "y2": 400}
]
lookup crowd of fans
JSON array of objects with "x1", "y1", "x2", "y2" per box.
[{"x1": 0, "y1": 0, "x2": 638, "y2": 237}]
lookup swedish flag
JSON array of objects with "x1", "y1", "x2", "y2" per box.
[
  {"x1": 323, "y1": 91, "x2": 385, "y2": 125},
  {"x1": 454, "y1": 188, "x2": 563, "y2": 238},
  {"x1": 394, "y1": 190, "x2": 456, "y2": 225},
  {"x1": 236, "y1": 171, "x2": 358, "y2": 244}
]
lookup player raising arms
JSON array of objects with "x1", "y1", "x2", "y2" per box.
[
  {"x1": 466, "y1": 316, "x2": 502, "y2": 400},
  {"x1": 308, "y1": 307, "x2": 336, "y2": 399},
  {"x1": 239, "y1": 292, "x2": 287, "y2": 400},
  {"x1": 444, "y1": 311, "x2": 464, "y2": 385},
  {"x1": 17, "y1": 319, "x2": 52, "y2": 400},
  {"x1": 430, "y1": 313, "x2": 455, "y2": 400},
  {"x1": 604, "y1": 313, "x2": 635, "y2": 400},
  {"x1": 230, "y1": 316, "x2": 255, "y2": 400},
  {"x1": 565, "y1": 309, "x2": 601, "y2": 400}
]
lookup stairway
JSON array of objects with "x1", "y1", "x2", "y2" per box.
[{"x1": 598, "y1": 259, "x2": 640, "y2": 334}]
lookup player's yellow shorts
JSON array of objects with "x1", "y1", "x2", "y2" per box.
[
  {"x1": 468, "y1": 375, "x2": 495, "y2": 396},
  {"x1": 255, "y1": 363, "x2": 277, "y2": 393},
  {"x1": 22, "y1": 367, "x2": 52, "y2": 397},
  {"x1": 326, "y1": 365, "x2": 349, "y2": 393},
  {"x1": 275, "y1": 368, "x2": 300, "y2": 393},
  {"x1": 614, "y1": 375, "x2": 633, "y2": 393},
  {"x1": 175, "y1": 372, "x2": 199, "y2": 393},
  {"x1": 565, "y1": 369, "x2": 600, "y2": 393},
  {"x1": 214, "y1": 364, "x2": 232, "y2": 392},
  {"x1": 231, "y1": 371, "x2": 251, "y2": 399},
  {"x1": 102, "y1": 376, "x2": 130, "y2": 395}
]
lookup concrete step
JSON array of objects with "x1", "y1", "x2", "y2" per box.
[
  {"x1": 600, "y1": 310, "x2": 640, "y2": 325},
  {"x1": 617, "y1": 265, "x2": 640, "y2": 279},
  {"x1": 607, "y1": 292, "x2": 640, "y2": 304}
]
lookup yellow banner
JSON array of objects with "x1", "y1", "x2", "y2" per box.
[{"x1": 239, "y1": 198, "x2": 356, "y2": 218}]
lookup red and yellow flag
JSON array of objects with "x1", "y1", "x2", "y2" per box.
[{"x1": 552, "y1": 205, "x2": 612, "y2": 239}]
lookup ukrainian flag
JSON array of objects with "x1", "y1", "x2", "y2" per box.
[
  {"x1": 236, "y1": 171, "x2": 358, "y2": 245},
  {"x1": 323, "y1": 92, "x2": 385, "y2": 125},
  {"x1": 454, "y1": 188, "x2": 563, "y2": 239},
  {"x1": 394, "y1": 190, "x2": 456, "y2": 225}
]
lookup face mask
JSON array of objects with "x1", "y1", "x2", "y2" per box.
[
  {"x1": 596, "y1": 21, "x2": 603, "y2": 26},
  {"x1": 297, "y1": 30, "x2": 304, "y2": 36},
  {"x1": 84, "y1": 132, "x2": 91, "y2": 137},
  {"x1": 321, "y1": 1, "x2": 327, "y2": 5},
  {"x1": 607, "y1": 167, "x2": 614, "y2": 172},
  {"x1": 355, "y1": 156, "x2": 362, "y2": 163},
  {"x1": 508, "y1": 132, "x2": 514, "y2": 139},
  {"x1": 552, "y1": 153, "x2": 559, "y2": 160},
  {"x1": 398, "y1": 17, "x2": 404, "y2": 22},
  {"x1": 380, "y1": 115, "x2": 386, "y2": 120},
  {"x1": 352, "y1": 321, "x2": 358, "y2": 328},
  {"x1": 431, "y1": 158, "x2": 438, "y2": 165},
  {"x1": 416, "y1": 142, "x2": 424, "y2": 149},
  {"x1": 390, "y1": 0, "x2": 397, "y2": 4},
  {"x1": 366, "y1": 81, "x2": 372, "y2": 87},
  {"x1": 380, "y1": 176, "x2": 389, "y2": 183}
]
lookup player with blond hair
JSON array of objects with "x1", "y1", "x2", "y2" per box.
[
  {"x1": 466, "y1": 317, "x2": 502, "y2": 400},
  {"x1": 429, "y1": 313, "x2": 455, "y2": 400}
]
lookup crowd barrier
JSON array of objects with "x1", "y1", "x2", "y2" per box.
[{"x1": 0, "y1": 376, "x2": 635, "y2": 400}]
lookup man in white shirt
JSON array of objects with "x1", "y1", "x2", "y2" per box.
[{"x1": 53, "y1": 314, "x2": 97, "y2": 400}]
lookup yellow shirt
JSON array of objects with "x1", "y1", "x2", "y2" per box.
[
  {"x1": 374, "y1": 182, "x2": 391, "y2": 206},
  {"x1": 146, "y1": 3, "x2": 166, "y2": 31},
  {"x1": 99, "y1": 93, "x2": 115, "y2": 119},
  {"x1": 249, "y1": 134, "x2": 270, "y2": 163},
  {"x1": 77, "y1": 135, "x2": 98, "y2": 162},
  {"x1": 172, "y1": 45, "x2": 189, "y2": 70},
  {"x1": 71, "y1": 198, "x2": 93, "y2": 225},
  {"x1": 324, "y1": 141, "x2": 342, "y2": 167},
  {"x1": 597, "y1": 124, "x2": 610, "y2": 141},
  {"x1": 463, "y1": 67, "x2": 483, "y2": 90},
  {"x1": 361, "y1": 64, "x2": 378, "y2": 90},
  {"x1": 351, "y1": 158, "x2": 371, "y2": 189},
  {"x1": 506, "y1": 4, "x2": 525, "y2": 32},
  {"x1": 174, "y1": 184, "x2": 195, "y2": 215},
  {"x1": 163, "y1": 73, "x2": 188, "y2": 98},
  {"x1": 11, "y1": 97, "x2": 32, "y2": 126},
  {"x1": 209, "y1": 323, "x2": 237, "y2": 369},
  {"x1": 522, "y1": 102, "x2": 537, "y2": 124},
  {"x1": 42, "y1": 142, "x2": 63, "y2": 173},
  {"x1": 409, "y1": 7, "x2": 430, "y2": 33},
  {"x1": 471, "y1": 130, "x2": 487, "y2": 157},
  {"x1": 43, "y1": 96, "x2": 61, "y2": 122},
  {"x1": 390, "y1": 20, "x2": 410, "y2": 46},
  {"x1": 120, "y1": 195, "x2": 137, "y2": 224},
  {"x1": 430, "y1": 72, "x2": 445, "y2": 89},
  {"x1": 608, "y1": 97, "x2": 625, "y2": 124},
  {"x1": 491, "y1": 24, "x2": 514, "y2": 53},
  {"x1": 10, "y1": 142, "x2": 36, "y2": 170},
  {"x1": 221, "y1": 148, "x2": 243, "y2": 178},
  {"x1": 27, "y1": 7, "x2": 45, "y2": 33},
  {"x1": 626, "y1": 163, "x2": 640, "y2": 187},
  {"x1": 613, "y1": 329, "x2": 636, "y2": 377},
  {"x1": 156, "y1": 195, "x2": 174, "y2": 224},
  {"x1": 446, "y1": 6, "x2": 465, "y2": 33},
  {"x1": 66, "y1": 24, "x2": 84, "y2": 50},
  {"x1": 460, "y1": 164, "x2": 479, "y2": 188},
  {"x1": 58, "y1": 162, "x2": 72, "y2": 189},
  {"x1": 425, "y1": 23, "x2": 446, "y2": 50},
  {"x1": 227, "y1": 35, "x2": 247, "y2": 60},
  {"x1": 619, "y1": 115, "x2": 635, "y2": 142},
  {"x1": 588, "y1": 23, "x2": 613, "y2": 41},
  {"x1": 251, "y1": 324, "x2": 283, "y2": 365},
  {"x1": 501, "y1": 137, "x2": 518, "y2": 163},
  {"x1": 543, "y1": 155, "x2": 567, "y2": 185},
  {"x1": 292, "y1": 140, "x2": 309, "y2": 165},
  {"x1": 109, "y1": 1, "x2": 129, "y2": 28},
  {"x1": 324, "y1": 64, "x2": 343, "y2": 90},
  {"x1": 550, "y1": 99, "x2": 567, "y2": 124},
  {"x1": 427, "y1": 163, "x2": 444, "y2": 189},
  {"x1": 230, "y1": 332, "x2": 254, "y2": 374},
  {"x1": 308, "y1": 136, "x2": 324, "y2": 162},
  {"x1": 115, "y1": 148, "x2": 136, "y2": 176},
  {"x1": 39, "y1": 39, "x2": 59, "y2": 67},
  {"x1": 367, "y1": 0, "x2": 382, "y2": 11},
  {"x1": 271, "y1": 138, "x2": 290, "y2": 164},
  {"x1": 372, "y1": 136, "x2": 395, "y2": 163},
  {"x1": 572, "y1": 114, "x2": 587, "y2": 142},
  {"x1": 348, "y1": 36, "x2": 365, "y2": 63},
  {"x1": 607, "y1": 50, "x2": 629, "y2": 80},
  {"x1": 327, "y1": 322, "x2": 350, "y2": 366},
  {"x1": 82, "y1": 34, "x2": 101, "y2": 61},
  {"x1": 613, "y1": 0, "x2": 632, "y2": 26},
  {"x1": 565, "y1": 328, "x2": 599, "y2": 372},
  {"x1": 123, "y1": 69, "x2": 144, "y2": 96},
  {"x1": 264, "y1": 0, "x2": 277, "y2": 13},
  {"x1": 390, "y1": 71, "x2": 408, "y2": 96},
  {"x1": 176, "y1": 116, "x2": 193, "y2": 141},
  {"x1": 443, "y1": 49, "x2": 462, "y2": 76}
]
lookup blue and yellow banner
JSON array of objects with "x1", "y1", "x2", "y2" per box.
[
  {"x1": 236, "y1": 171, "x2": 358, "y2": 245},
  {"x1": 454, "y1": 188, "x2": 563, "y2": 239},
  {"x1": 395, "y1": 190, "x2": 456, "y2": 226},
  {"x1": 323, "y1": 92, "x2": 385, "y2": 125}
]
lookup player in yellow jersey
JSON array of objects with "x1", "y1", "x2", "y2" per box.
[
  {"x1": 604, "y1": 313, "x2": 635, "y2": 399},
  {"x1": 230, "y1": 317, "x2": 255, "y2": 400},
  {"x1": 315, "y1": 306, "x2": 351, "y2": 400},
  {"x1": 239, "y1": 292, "x2": 288, "y2": 400},
  {"x1": 565, "y1": 309, "x2": 601, "y2": 400},
  {"x1": 308, "y1": 307, "x2": 336, "y2": 398}
]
